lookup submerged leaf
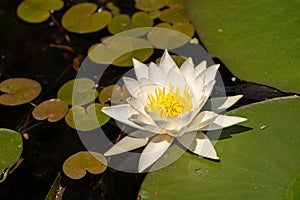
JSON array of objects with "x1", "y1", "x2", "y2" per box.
[
  {"x1": 17, "y1": 0, "x2": 64, "y2": 23},
  {"x1": 63, "y1": 151, "x2": 107, "y2": 179},
  {"x1": 0, "y1": 78, "x2": 41, "y2": 106},
  {"x1": 32, "y1": 99, "x2": 68, "y2": 122},
  {"x1": 62, "y1": 3, "x2": 112, "y2": 34}
]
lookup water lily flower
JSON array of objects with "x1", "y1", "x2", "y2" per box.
[{"x1": 102, "y1": 50, "x2": 247, "y2": 172}]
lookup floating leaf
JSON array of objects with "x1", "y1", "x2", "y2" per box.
[
  {"x1": 0, "y1": 78, "x2": 41, "y2": 106},
  {"x1": 65, "y1": 103, "x2": 110, "y2": 131},
  {"x1": 17, "y1": 0, "x2": 63, "y2": 23},
  {"x1": 108, "y1": 12, "x2": 153, "y2": 35},
  {"x1": 135, "y1": 0, "x2": 167, "y2": 11},
  {"x1": 99, "y1": 84, "x2": 130, "y2": 105},
  {"x1": 63, "y1": 151, "x2": 107, "y2": 179},
  {"x1": 0, "y1": 128, "x2": 23, "y2": 183},
  {"x1": 166, "y1": 0, "x2": 187, "y2": 8},
  {"x1": 147, "y1": 23, "x2": 194, "y2": 49},
  {"x1": 57, "y1": 78, "x2": 98, "y2": 105},
  {"x1": 62, "y1": 3, "x2": 112, "y2": 34},
  {"x1": 159, "y1": 8, "x2": 189, "y2": 24},
  {"x1": 32, "y1": 99, "x2": 68, "y2": 122},
  {"x1": 89, "y1": 36, "x2": 153, "y2": 67},
  {"x1": 188, "y1": 1, "x2": 300, "y2": 93},
  {"x1": 140, "y1": 96, "x2": 300, "y2": 199},
  {"x1": 106, "y1": 2, "x2": 120, "y2": 16}
]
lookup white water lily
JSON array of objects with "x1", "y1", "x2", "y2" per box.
[{"x1": 102, "y1": 50, "x2": 247, "y2": 172}]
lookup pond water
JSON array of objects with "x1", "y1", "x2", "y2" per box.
[{"x1": 0, "y1": 0, "x2": 290, "y2": 199}]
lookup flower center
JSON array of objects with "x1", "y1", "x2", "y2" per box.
[{"x1": 147, "y1": 86, "x2": 192, "y2": 118}]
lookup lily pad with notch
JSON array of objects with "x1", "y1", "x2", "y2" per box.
[
  {"x1": 32, "y1": 99, "x2": 69, "y2": 122},
  {"x1": 17, "y1": 0, "x2": 64, "y2": 23},
  {"x1": 0, "y1": 128, "x2": 23, "y2": 183},
  {"x1": 99, "y1": 84, "x2": 130, "y2": 105},
  {"x1": 135, "y1": 0, "x2": 167, "y2": 11},
  {"x1": 0, "y1": 78, "x2": 41, "y2": 106},
  {"x1": 63, "y1": 151, "x2": 107, "y2": 179},
  {"x1": 61, "y1": 3, "x2": 112, "y2": 34},
  {"x1": 65, "y1": 103, "x2": 110, "y2": 131}
]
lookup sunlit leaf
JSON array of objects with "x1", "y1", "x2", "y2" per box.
[
  {"x1": 32, "y1": 99, "x2": 68, "y2": 122},
  {"x1": 57, "y1": 78, "x2": 98, "y2": 105},
  {"x1": 0, "y1": 78, "x2": 41, "y2": 106},
  {"x1": 62, "y1": 3, "x2": 112, "y2": 34},
  {"x1": 108, "y1": 12, "x2": 153, "y2": 35},
  {"x1": 63, "y1": 151, "x2": 107, "y2": 179},
  {"x1": 188, "y1": 0, "x2": 300, "y2": 93},
  {"x1": 140, "y1": 96, "x2": 300, "y2": 199},
  {"x1": 135, "y1": 0, "x2": 167, "y2": 11},
  {"x1": 17, "y1": 0, "x2": 63, "y2": 23},
  {"x1": 159, "y1": 8, "x2": 189, "y2": 24},
  {"x1": 147, "y1": 23, "x2": 194, "y2": 49},
  {"x1": 0, "y1": 128, "x2": 23, "y2": 183},
  {"x1": 65, "y1": 103, "x2": 110, "y2": 131},
  {"x1": 99, "y1": 84, "x2": 130, "y2": 105}
]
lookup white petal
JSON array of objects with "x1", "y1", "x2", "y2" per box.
[
  {"x1": 159, "y1": 50, "x2": 177, "y2": 74},
  {"x1": 129, "y1": 129, "x2": 156, "y2": 138},
  {"x1": 202, "y1": 115, "x2": 247, "y2": 130},
  {"x1": 190, "y1": 132, "x2": 219, "y2": 160},
  {"x1": 133, "y1": 58, "x2": 149, "y2": 81},
  {"x1": 190, "y1": 74, "x2": 205, "y2": 101},
  {"x1": 104, "y1": 136, "x2": 149, "y2": 156},
  {"x1": 186, "y1": 111, "x2": 218, "y2": 132},
  {"x1": 180, "y1": 57, "x2": 195, "y2": 84},
  {"x1": 127, "y1": 97, "x2": 148, "y2": 116},
  {"x1": 139, "y1": 134, "x2": 174, "y2": 172},
  {"x1": 208, "y1": 95, "x2": 243, "y2": 113},
  {"x1": 203, "y1": 80, "x2": 216, "y2": 98},
  {"x1": 166, "y1": 66, "x2": 186, "y2": 94},
  {"x1": 195, "y1": 60, "x2": 207, "y2": 76},
  {"x1": 149, "y1": 62, "x2": 167, "y2": 86},
  {"x1": 202, "y1": 64, "x2": 220, "y2": 86},
  {"x1": 129, "y1": 114, "x2": 153, "y2": 126},
  {"x1": 123, "y1": 77, "x2": 140, "y2": 97},
  {"x1": 101, "y1": 104, "x2": 141, "y2": 129}
]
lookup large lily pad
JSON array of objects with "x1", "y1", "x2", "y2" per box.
[
  {"x1": 63, "y1": 151, "x2": 107, "y2": 179},
  {"x1": 140, "y1": 96, "x2": 300, "y2": 199},
  {"x1": 17, "y1": 0, "x2": 63, "y2": 23},
  {"x1": 57, "y1": 78, "x2": 98, "y2": 105},
  {"x1": 188, "y1": 0, "x2": 300, "y2": 94},
  {"x1": 61, "y1": 3, "x2": 112, "y2": 34},
  {"x1": 0, "y1": 78, "x2": 41, "y2": 106},
  {"x1": 0, "y1": 128, "x2": 23, "y2": 183},
  {"x1": 65, "y1": 103, "x2": 110, "y2": 131},
  {"x1": 32, "y1": 99, "x2": 68, "y2": 122}
]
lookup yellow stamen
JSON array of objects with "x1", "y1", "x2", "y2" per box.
[{"x1": 147, "y1": 86, "x2": 192, "y2": 118}]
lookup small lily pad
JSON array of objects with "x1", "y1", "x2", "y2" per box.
[
  {"x1": 61, "y1": 3, "x2": 112, "y2": 34},
  {"x1": 0, "y1": 78, "x2": 41, "y2": 106},
  {"x1": 65, "y1": 103, "x2": 110, "y2": 131},
  {"x1": 0, "y1": 128, "x2": 23, "y2": 183},
  {"x1": 99, "y1": 84, "x2": 130, "y2": 105},
  {"x1": 135, "y1": 0, "x2": 167, "y2": 11},
  {"x1": 32, "y1": 99, "x2": 69, "y2": 122},
  {"x1": 63, "y1": 151, "x2": 107, "y2": 179},
  {"x1": 108, "y1": 12, "x2": 153, "y2": 35},
  {"x1": 159, "y1": 8, "x2": 189, "y2": 24},
  {"x1": 147, "y1": 24, "x2": 194, "y2": 49},
  {"x1": 17, "y1": 0, "x2": 64, "y2": 23},
  {"x1": 57, "y1": 78, "x2": 98, "y2": 105}
]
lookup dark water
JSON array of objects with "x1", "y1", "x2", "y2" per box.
[{"x1": 0, "y1": 0, "x2": 290, "y2": 200}]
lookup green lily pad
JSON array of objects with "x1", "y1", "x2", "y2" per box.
[
  {"x1": 0, "y1": 128, "x2": 23, "y2": 183},
  {"x1": 147, "y1": 23, "x2": 194, "y2": 49},
  {"x1": 89, "y1": 36, "x2": 153, "y2": 67},
  {"x1": 63, "y1": 151, "x2": 107, "y2": 179},
  {"x1": 32, "y1": 99, "x2": 68, "y2": 122},
  {"x1": 108, "y1": 12, "x2": 153, "y2": 35},
  {"x1": 140, "y1": 96, "x2": 300, "y2": 199},
  {"x1": 65, "y1": 103, "x2": 110, "y2": 131},
  {"x1": 135, "y1": 0, "x2": 167, "y2": 11},
  {"x1": 159, "y1": 8, "x2": 189, "y2": 24},
  {"x1": 188, "y1": 1, "x2": 300, "y2": 94},
  {"x1": 0, "y1": 78, "x2": 41, "y2": 106},
  {"x1": 57, "y1": 78, "x2": 98, "y2": 105},
  {"x1": 99, "y1": 84, "x2": 130, "y2": 105},
  {"x1": 61, "y1": 3, "x2": 112, "y2": 34},
  {"x1": 17, "y1": 0, "x2": 63, "y2": 23}
]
